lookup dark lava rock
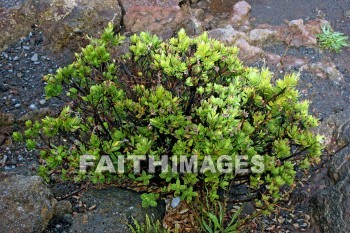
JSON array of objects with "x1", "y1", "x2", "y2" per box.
[
  {"x1": 311, "y1": 145, "x2": 350, "y2": 233},
  {"x1": 69, "y1": 187, "x2": 165, "y2": 233},
  {"x1": 0, "y1": 173, "x2": 57, "y2": 233}
]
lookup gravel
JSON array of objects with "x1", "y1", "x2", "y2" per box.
[
  {"x1": 0, "y1": 28, "x2": 68, "y2": 171},
  {"x1": 31, "y1": 53, "x2": 39, "y2": 62}
]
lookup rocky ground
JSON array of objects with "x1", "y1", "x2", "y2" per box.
[{"x1": 1, "y1": 0, "x2": 350, "y2": 232}]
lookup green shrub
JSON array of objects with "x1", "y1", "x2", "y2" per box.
[{"x1": 14, "y1": 23, "x2": 323, "y2": 215}]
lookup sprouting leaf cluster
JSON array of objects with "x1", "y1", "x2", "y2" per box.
[
  {"x1": 316, "y1": 25, "x2": 349, "y2": 52},
  {"x1": 14, "y1": 22, "x2": 323, "y2": 213}
]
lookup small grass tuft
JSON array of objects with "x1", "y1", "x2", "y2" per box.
[
  {"x1": 128, "y1": 214, "x2": 169, "y2": 233},
  {"x1": 316, "y1": 25, "x2": 349, "y2": 52}
]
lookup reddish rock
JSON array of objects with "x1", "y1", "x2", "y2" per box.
[
  {"x1": 304, "y1": 19, "x2": 330, "y2": 35},
  {"x1": 302, "y1": 59, "x2": 344, "y2": 81},
  {"x1": 230, "y1": 1, "x2": 251, "y2": 29},
  {"x1": 281, "y1": 56, "x2": 308, "y2": 70},
  {"x1": 265, "y1": 53, "x2": 281, "y2": 65},
  {"x1": 120, "y1": 0, "x2": 181, "y2": 11},
  {"x1": 265, "y1": 54, "x2": 308, "y2": 70},
  {"x1": 287, "y1": 19, "x2": 317, "y2": 47},
  {"x1": 255, "y1": 19, "x2": 328, "y2": 48},
  {"x1": 273, "y1": 18, "x2": 325, "y2": 47},
  {"x1": 123, "y1": 5, "x2": 193, "y2": 39},
  {"x1": 249, "y1": 28, "x2": 277, "y2": 45},
  {"x1": 234, "y1": 38, "x2": 263, "y2": 62}
]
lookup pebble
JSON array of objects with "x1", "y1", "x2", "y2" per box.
[
  {"x1": 39, "y1": 99, "x2": 46, "y2": 105},
  {"x1": 14, "y1": 103, "x2": 21, "y2": 108},
  {"x1": 300, "y1": 223, "x2": 308, "y2": 228},
  {"x1": 29, "y1": 104, "x2": 37, "y2": 110},
  {"x1": 13, "y1": 56, "x2": 19, "y2": 61},
  {"x1": 0, "y1": 155, "x2": 7, "y2": 165},
  {"x1": 1, "y1": 52, "x2": 8, "y2": 59},
  {"x1": 17, "y1": 72, "x2": 23, "y2": 78},
  {"x1": 23, "y1": 45, "x2": 30, "y2": 50},
  {"x1": 171, "y1": 197, "x2": 181, "y2": 208},
  {"x1": 4, "y1": 165, "x2": 16, "y2": 170},
  {"x1": 31, "y1": 53, "x2": 39, "y2": 62}
]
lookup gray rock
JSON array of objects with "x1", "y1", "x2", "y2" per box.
[
  {"x1": 39, "y1": 99, "x2": 46, "y2": 105},
  {"x1": 208, "y1": 25, "x2": 247, "y2": 43},
  {"x1": 69, "y1": 188, "x2": 165, "y2": 233},
  {"x1": 0, "y1": 174, "x2": 56, "y2": 233},
  {"x1": 17, "y1": 72, "x2": 23, "y2": 78},
  {"x1": 29, "y1": 104, "x2": 37, "y2": 110},
  {"x1": 171, "y1": 196, "x2": 181, "y2": 208},
  {"x1": 31, "y1": 53, "x2": 39, "y2": 62},
  {"x1": 300, "y1": 223, "x2": 308, "y2": 228},
  {"x1": 1, "y1": 52, "x2": 9, "y2": 59},
  {"x1": 14, "y1": 103, "x2": 21, "y2": 108},
  {"x1": 0, "y1": 155, "x2": 7, "y2": 165}
]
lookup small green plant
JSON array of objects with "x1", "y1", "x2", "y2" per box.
[
  {"x1": 128, "y1": 214, "x2": 169, "y2": 233},
  {"x1": 200, "y1": 200, "x2": 241, "y2": 233},
  {"x1": 316, "y1": 25, "x2": 349, "y2": 52},
  {"x1": 141, "y1": 193, "x2": 159, "y2": 208},
  {"x1": 13, "y1": 22, "x2": 323, "y2": 223}
]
